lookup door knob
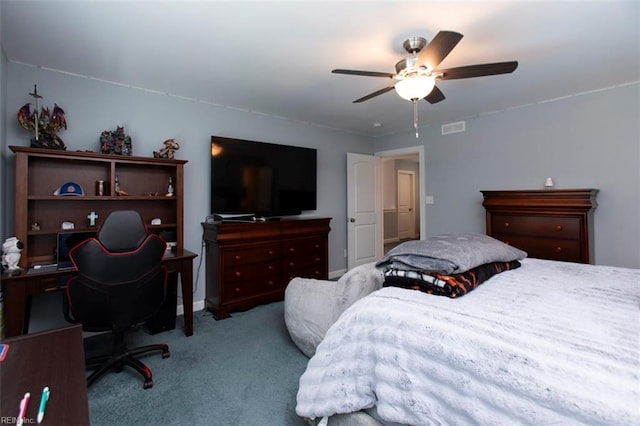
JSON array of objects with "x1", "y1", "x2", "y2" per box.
[{"x1": 348, "y1": 218, "x2": 356, "y2": 223}]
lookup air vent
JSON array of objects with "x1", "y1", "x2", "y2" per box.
[{"x1": 441, "y1": 121, "x2": 466, "y2": 135}]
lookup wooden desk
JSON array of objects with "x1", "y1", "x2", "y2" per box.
[
  {"x1": 1, "y1": 249, "x2": 197, "y2": 338},
  {"x1": 0, "y1": 325, "x2": 90, "y2": 425}
]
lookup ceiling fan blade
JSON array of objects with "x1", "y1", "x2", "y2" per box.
[
  {"x1": 424, "y1": 86, "x2": 445, "y2": 104},
  {"x1": 353, "y1": 86, "x2": 396, "y2": 103},
  {"x1": 417, "y1": 31, "x2": 463, "y2": 69},
  {"x1": 332, "y1": 69, "x2": 395, "y2": 78},
  {"x1": 435, "y1": 61, "x2": 518, "y2": 80}
]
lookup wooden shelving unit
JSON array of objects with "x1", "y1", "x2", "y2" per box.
[{"x1": 10, "y1": 146, "x2": 187, "y2": 268}]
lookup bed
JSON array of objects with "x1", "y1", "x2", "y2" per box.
[{"x1": 292, "y1": 234, "x2": 639, "y2": 426}]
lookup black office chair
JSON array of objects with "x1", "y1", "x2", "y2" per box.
[{"x1": 64, "y1": 210, "x2": 170, "y2": 389}]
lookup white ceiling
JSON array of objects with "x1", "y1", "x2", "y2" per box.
[{"x1": 1, "y1": 1, "x2": 638, "y2": 137}]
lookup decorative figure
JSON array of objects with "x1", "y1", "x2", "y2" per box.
[
  {"x1": 166, "y1": 177, "x2": 174, "y2": 197},
  {"x1": 154, "y1": 139, "x2": 180, "y2": 159},
  {"x1": 17, "y1": 85, "x2": 67, "y2": 150},
  {"x1": 114, "y1": 173, "x2": 129, "y2": 195},
  {"x1": 61, "y1": 221, "x2": 75, "y2": 230},
  {"x1": 2, "y1": 237, "x2": 24, "y2": 272},
  {"x1": 100, "y1": 126, "x2": 132, "y2": 155},
  {"x1": 31, "y1": 221, "x2": 41, "y2": 231},
  {"x1": 87, "y1": 211, "x2": 99, "y2": 227}
]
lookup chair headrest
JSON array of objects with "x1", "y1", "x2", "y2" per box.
[{"x1": 98, "y1": 210, "x2": 148, "y2": 252}]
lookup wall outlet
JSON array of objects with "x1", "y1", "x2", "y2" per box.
[{"x1": 425, "y1": 196, "x2": 434, "y2": 205}]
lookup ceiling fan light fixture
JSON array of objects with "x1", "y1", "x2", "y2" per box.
[{"x1": 395, "y1": 76, "x2": 436, "y2": 101}]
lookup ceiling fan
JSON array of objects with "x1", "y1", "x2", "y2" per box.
[{"x1": 332, "y1": 31, "x2": 519, "y2": 105}]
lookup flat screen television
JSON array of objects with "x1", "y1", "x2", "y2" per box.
[{"x1": 210, "y1": 136, "x2": 317, "y2": 218}]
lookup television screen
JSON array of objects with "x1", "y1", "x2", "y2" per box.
[{"x1": 210, "y1": 136, "x2": 317, "y2": 217}]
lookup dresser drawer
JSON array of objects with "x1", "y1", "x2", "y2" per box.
[
  {"x1": 491, "y1": 215, "x2": 580, "y2": 239},
  {"x1": 223, "y1": 275, "x2": 281, "y2": 302},
  {"x1": 283, "y1": 255, "x2": 325, "y2": 277},
  {"x1": 282, "y1": 237, "x2": 325, "y2": 258},
  {"x1": 223, "y1": 245, "x2": 281, "y2": 266},
  {"x1": 494, "y1": 234, "x2": 582, "y2": 262},
  {"x1": 284, "y1": 266, "x2": 326, "y2": 282},
  {"x1": 223, "y1": 261, "x2": 281, "y2": 283}
]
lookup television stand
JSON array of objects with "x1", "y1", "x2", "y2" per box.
[{"x1": 201, "y1": 217, "x2": 331, "y2": 319}]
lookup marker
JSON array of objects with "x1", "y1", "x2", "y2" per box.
[
  {"x1": 37, "y1": 387, "x2": 50, "y2": 424},
  {"x1": 17, "y1": 392, "x2": 30, "y2": 426}
]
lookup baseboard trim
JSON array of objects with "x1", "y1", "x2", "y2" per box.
[
  {"x1": 177, "y1": 299, "x2": 205, "y2": 317},
  {"x1": 329, "y1": 269, "x2": 347, "y2": 279},
  {"x1": 175, "y1": 271, "x2": 348, "y2": 316}
]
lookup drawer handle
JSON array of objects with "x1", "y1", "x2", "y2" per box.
[
  {"x1": 267, "y1": 280, "x2": 274, "y2": 286},
  {"x1": 234, "y1": 255, "x2": 241, "y2": 261},
  {"x1": 315, "y1": 257, "x2": 321, "y2": 262},
  {"x1": 235, "y1": 287, "x2": 241, "y2": 293},
  {"x1": 289, "y1": 261, "x2": 295, "y2": 267},
  {"x1": 314, "y1": 244, "x2": 320, "y2": 249},
  {"x1": 289, "y1": 247, "x2": 296, "y2": 253},
  {"x1": 555, "y1": 225, "x2": 563, "y2": 232},
  {"x1": 268, "y1": 265, "x2": 274, "y2": 271},
  {"x1": 555, "y1": 247, "x2": 563, "y2": 253},
  {"x1": 235, "y1": 271, "x2": 242, "y2": 278},
  {"x1": 503, "y1": 222, "x2": 510, "y2": 228},
  {"x1": 268, "y1": 250, "x2": 274, "y2": 255}
]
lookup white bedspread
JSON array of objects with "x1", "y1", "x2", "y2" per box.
[{"x1": 296, "y1": 258, "x2": 640, "y2": 425}]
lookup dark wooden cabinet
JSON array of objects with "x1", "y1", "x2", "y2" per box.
[
  {"x1": 10, "y1": 146, "x2": 186, "y2": 268},
  {"x1": 481, "y1": 189, "x2": 598, "y2": 263},
  {"x1": 202, "y1": 218, "x2": 331, "y2": 319}
]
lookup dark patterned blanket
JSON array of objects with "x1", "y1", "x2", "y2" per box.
[{"x1": 383, "y1": 260, "x2": 521, "y2": 298}]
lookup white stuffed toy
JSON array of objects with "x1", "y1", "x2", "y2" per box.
[{"x1": 2, "y1": 237, "x2": 24, "y2": 271}]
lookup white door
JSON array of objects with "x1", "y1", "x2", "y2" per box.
[
  {"x1": 347, "y1": 153, "x2": 382, "y2": 269},
  {"x1": 397, "y1": 170, "x2": 416, "y2": 240}
]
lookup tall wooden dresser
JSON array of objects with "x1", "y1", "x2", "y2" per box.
[
  {"x1": 202, "y1": 217, "x2": 331, "y2": 319},
  {"x1": 481, "y1": 189, "x2": 598, "y2": 264}
]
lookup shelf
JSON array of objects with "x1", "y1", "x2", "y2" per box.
[
  {"x1": 28, "y1": 195, "x2": 177, "y2": 201},
  {"x1": 10, "y1": 146, "x2": 187, "y2": 268}
]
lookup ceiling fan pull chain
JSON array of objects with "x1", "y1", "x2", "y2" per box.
[{"x1": 413, "y1": 100, "x2": 419, "y2": 138}]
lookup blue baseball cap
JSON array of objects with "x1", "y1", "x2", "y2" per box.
[{"x1": 54, "y1": 182, "x2": 84, "y2": 196}]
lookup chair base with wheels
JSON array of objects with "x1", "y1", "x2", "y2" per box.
[{"x1": 85, "y1": 331, "x2": 170, "y2": 389}]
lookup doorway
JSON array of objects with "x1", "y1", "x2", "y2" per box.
[
  {"x1": 376, "y1": 146, "x2": 424, "y2": 254},
  {"x1": 345, "y1": 145, "x2": 425, "y2": 268}
]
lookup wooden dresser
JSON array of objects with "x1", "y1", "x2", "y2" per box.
[
  {"x1": 202, "y1": 217, "x2": 331, "y2": 319},
  {"x1": 481, "y1": 189, "x2": 598, "y2": 263}
]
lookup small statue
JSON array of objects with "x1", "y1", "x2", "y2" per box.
[
  {"x1": 17, "y1": 85, "x2": 67, "y2": 150},
  {"x1": 100, "y1": 126, "x2": 133, "y2": 155},
  {"x1": 166, "y1": 177, "x2": 174, "y2": 197},
  {"x1": 154, "y1": 139, "x2": 180, "y2": 159},
  {"x1": 2, "y1": 237, "x2": 24, "y2": 272}
]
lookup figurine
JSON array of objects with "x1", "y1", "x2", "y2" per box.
[
  {"x1": 87, "y1": 211, "x2": 99, "y2": 227},
  {"x1": 166, "y1": 177, "x2": 174, "y2": 197},
  {"x1": 100, "y1": 126, "x2": 132, "y2": 155},
  {"x1": 154, "y1": 139, "x2": 180, "y2": 160},
  {"x1": 2, "y1": 237, "x2": 24, "y2": 272},
  {"x1": 17, "y1": 85, "x2": 67, "y2": 150}
]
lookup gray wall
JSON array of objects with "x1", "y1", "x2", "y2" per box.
[
  {"x1": 2, "y1": 63, "x2": 638, "y2": 331},
  {"x1": 375, "y1": 84, "x2": 640, "y2": 269},
  {"x1": 2, "y1": 62, "x2": 373, "y2": 313}
]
